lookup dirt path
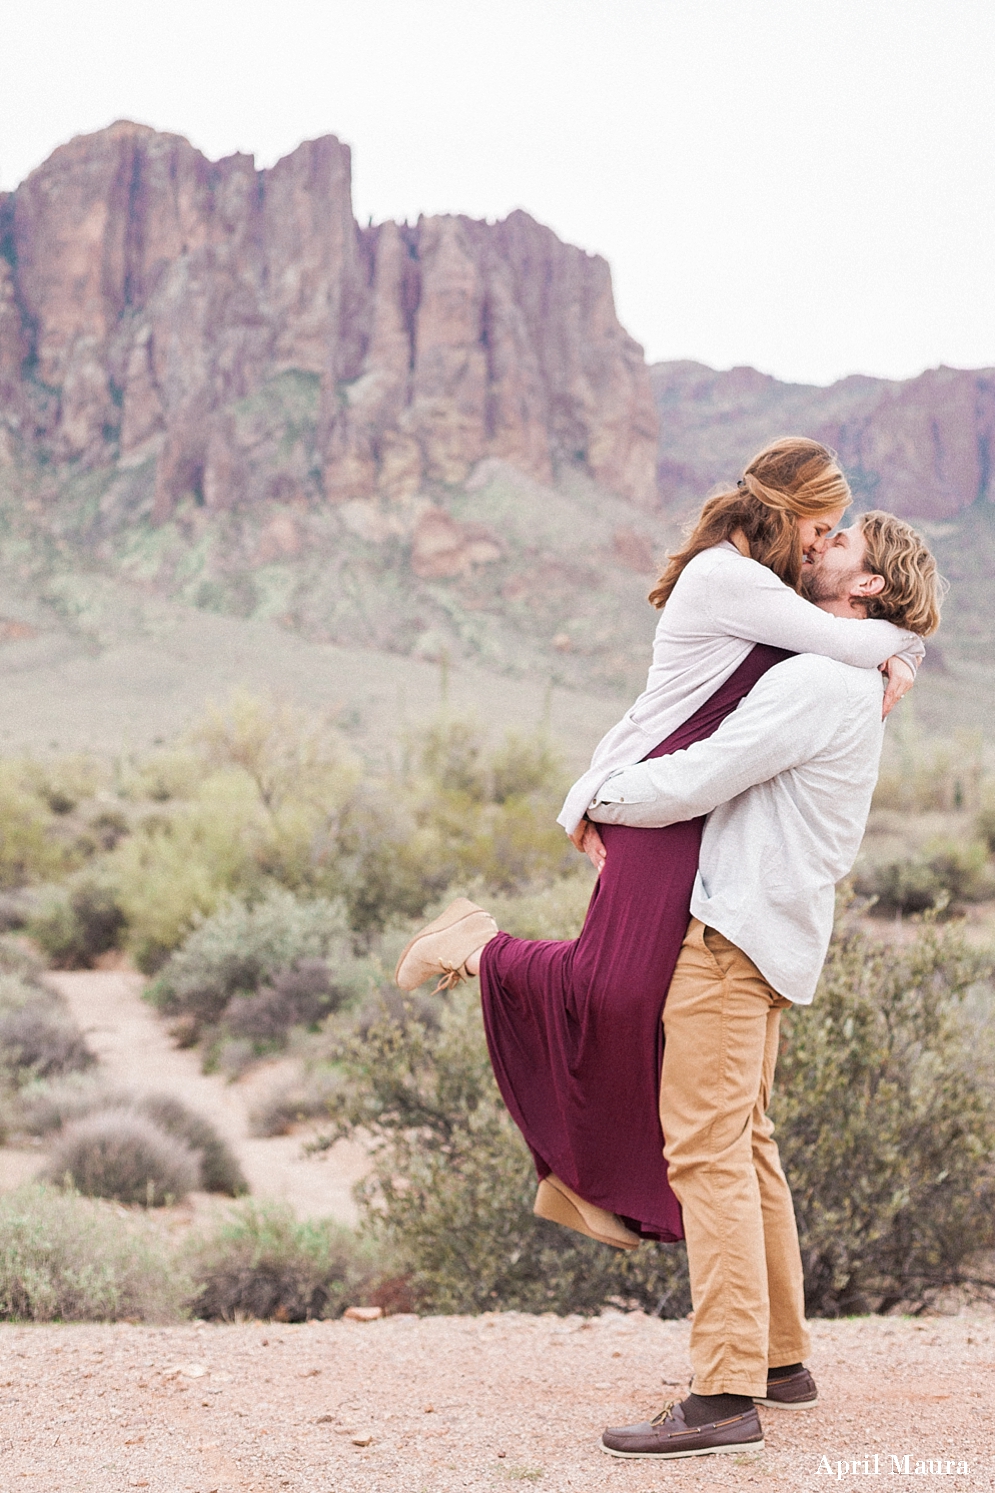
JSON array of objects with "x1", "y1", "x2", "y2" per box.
[
  {"x1": 41, "y1": 970, "x2": 367, "y2": 1222},
  {"x1": 1, "y1": 1311, "x2": 992, "y2": 1492}
]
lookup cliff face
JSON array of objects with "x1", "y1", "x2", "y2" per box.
[
  {"x1": 651, "y1": 360, "x2": 995, "y2": 521},
  {"x1": 0, "y1": 122, "x2": 658, "y2": 515},
  {"x1": 4, "y1": 122, "x2": 992, "y2": 535}
]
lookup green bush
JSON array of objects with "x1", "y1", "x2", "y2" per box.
[
  {"x1": 45, "y1": 1109, "x2": 200, "y2": 1206},
  {"x1": 335, "y1": 721, "x2": 576, "y2": 936},
  {"x1": 0, "y1": 1184, "x2": 186, "y2": 1322},
  {"x1": 183, "y1": 1200, "x2": 373, "y2": 1321},
  {"x1": 107, "y1": 769, "x2": 265, "y2": 971},
  {"x1": 28, "y1": 877, "x2": 126, "y2": 967},
  {"x1": 147, "y1": 888, "x2": 361, "y2": 1034},
  {"x1": 225, "y1": 958, "x2": 348, "y2": 1043},
  {"x1": 316, "y1": 917, "x2": 995, "y2": 1319},
  {"x1": 0, "y1": 763, "x2": 67, "y2": 889},
  {"x1": 317, "y1": 986, "x2": 690, "y2": 1316},
  {"x1": 774, "y1": 917, "x2": 995, "y2": 1314}
]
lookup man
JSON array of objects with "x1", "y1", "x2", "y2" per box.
[{"x1": 585, "y1": 510, "x2": 942, "y2": 1461}]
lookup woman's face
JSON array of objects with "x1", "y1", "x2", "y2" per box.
[{"x1": 797, "y1": 506, "x2": 847, "y2": 559}]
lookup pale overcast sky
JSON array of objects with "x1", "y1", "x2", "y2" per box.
[{"x1": 3, "y1": 0, "x2": 994, "y2": 386}]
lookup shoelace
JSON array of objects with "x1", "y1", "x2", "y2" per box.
[
  {"x1": 431, "y1": 962, "x2": 467, "y2": 995},
  {"x1": 650, "y1": 1402, "x2": 677, "y2": 1426}
]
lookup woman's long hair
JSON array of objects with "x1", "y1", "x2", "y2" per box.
[{"x1": 649, "y1": 436, "x2": 852, "y2": 609}]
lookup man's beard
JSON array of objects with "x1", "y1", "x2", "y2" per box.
[{"x1": 801, "y1": 561, "x2": 864, "y2": 605}]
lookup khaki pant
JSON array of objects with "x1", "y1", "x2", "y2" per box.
[{"x1": 660, "y1": 918, "x2": 810, "y2": 1397}]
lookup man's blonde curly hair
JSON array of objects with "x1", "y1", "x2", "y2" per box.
[{"x1": 858, "y1": 510, "x2": 944, "y2": 637}]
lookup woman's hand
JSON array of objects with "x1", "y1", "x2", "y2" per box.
[
  {"x1": 569, "y1": 818, "x2": 607, "y2": 874},
  {"x1": 880, "y1": 655, "x2": 915, "y2": 718}
]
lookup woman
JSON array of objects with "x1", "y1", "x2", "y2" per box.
[{"x1": 395, "y1": 438, "x2": 928, "y2": 1248}]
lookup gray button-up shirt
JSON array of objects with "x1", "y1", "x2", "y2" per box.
[{"x1": 587, "y1": 653, "x2": 886, "y2": 1004}]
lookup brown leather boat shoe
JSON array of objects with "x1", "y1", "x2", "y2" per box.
[
  {"x1": 599, "y1": 1399, "x2": 764, "y2": 1460},
  {"x1": 394, "y1": 898, "x2": 498, "y2": 992},
  {"x1": 754, "y1": 1366, "x2": 818, "y2": 1409}
]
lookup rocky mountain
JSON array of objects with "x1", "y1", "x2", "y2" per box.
[
  {"x1": 0, "y1": 121, "x2": 657, "y2": 522},
  {"x1": 2, "y1": 122, "x2": 995, "y2": 729},
  {"x1": 651, "y1": 360, "x2": 995, "y2": 521}
]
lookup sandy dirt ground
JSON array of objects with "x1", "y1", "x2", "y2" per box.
[
  {"x1": 22, "y1": 971, "x2": 367, "y2": 1222},
  {"x1": 1, "y1": 1310, "x2": 992, "y2": 1492}
]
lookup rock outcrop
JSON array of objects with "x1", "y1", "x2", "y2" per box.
[
  {"x1": 651, "y1": 360, "x2": 995, "y2": 521},
  {"x1": 0, "y1": 122, "x2": 659, "y2": 513},
  {"x1": 5, "y1": 122, "x2": 993, "y2": 532}
]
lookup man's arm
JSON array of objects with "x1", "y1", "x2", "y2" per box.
[{"x1": 587, "y1": 655, "x2": 849, "y2": 829}]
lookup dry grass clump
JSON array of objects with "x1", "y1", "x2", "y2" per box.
[
  {"x1": 14, "y1": 1073, "x2": 107, "y2": 1136},
  {"x1": 183, "y1": 1201, "x2": 373, "y2": 1321},
  {"x1": 0, "y1": 950, "x2": 95, "y2": 1086},
  {"x1": 0, "y1": 1184, "x2": 186, "y2": 1322},
  {"x1": 45, "y1": 1109, "x2": 199, "y2": 1206},
  {"x1": 137, "y1": 1093, "x2": 248, "y2": 1196},
  {"x1": 0, "y1": 1001, "x2": 95, "y2": 1080},
  {"x1": 23, "y1": 1085, "x2": 248, "y2": 1198}
]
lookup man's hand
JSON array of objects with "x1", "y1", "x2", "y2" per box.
[
  {"x1": 568, "y1": 818, "x2": 607, "y2": 874},
  {"x1": 880, "y1": 654, "x2": 915, "y2": 718}
]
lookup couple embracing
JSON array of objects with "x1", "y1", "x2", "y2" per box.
[{"x1": 395, "y1": 437, "x2": 942, "y2": 1461}]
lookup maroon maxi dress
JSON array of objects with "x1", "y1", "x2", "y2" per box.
[{"x1": 479, "y1": 643, "x2": 792, "y2": 1242}]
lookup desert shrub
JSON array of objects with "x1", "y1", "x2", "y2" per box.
[
  {"x1": 873, "y1": 728, "x2": 985, "y2": 814},
  {"x1": 0, "y1": 934, "x2": 44, "y2": 980},
  {"x1": 410, "y1": 719, "x2": 574, "y2": 894},
  {"x1": 106, "y1": 769, "x2": 264, "y2": 971},
  {"x1": 249, "y1": 1065, "x2": 341, "y2": 1137},
  {"x1": 0, "y1": 1184, "x2": 186, "y2": 1322},
  {"x1": 855, "y1": 841, "x2": 993, "y2": 916},
  {"x1": 0, "y1": 1003, "x2": 95, "y2": 1082},
  {"x1": 0, "y1": 976, "x2": 95, "y2": 1084},
  {"x1": 975, "y1": 806, "x2": 995, "y2": 855},
  {"x1": 28, "y1": 876, "x2": 126, "y2": 967},
  {"x1": 88, "y1": 808, "x2": 130, "y2": 850},
  {"x1": 316, "y1": 986, "x2": 690, "y2": 1316},
  {"x1": 490, "y1": 734, "x2": 564, "y2": 804},
  {"x1": 317, "y1": 918, "x2": 995, "y2": 1318},
  {"x1": 336, "y1": 720, "x2": 576, "y2": 935},
  {"x1": 15, "y1": 1073, "x2": 107, "y2": 1135},
  {"x1": 225, "y1": 958, "x2": 348, "y2": 1043},
  {"x1": 16, "y1": 1081, "x2": 248, "y2": 1196},
  {"x1": 774, "y1": 918, "x2": 995, "y2": 1315},
  {"x1": 0, "y1": 763, "x2": 65, "y2": 888},
  {"x1": 116, "y1": 746, "x2": 206, "y2": 804},
  {"x1": 135, "y1": 1094, "x2": 248, "y2": 1197},
  {"x1": 21, "y1": 755, "x2": 102, "y2": 818},
  {"x1": 147, "y1": 888, "x2": 360, "y2": 1033},
  {"x1": 0, "y1": 891, "x2": 36, "y2": 933},
  {"x1": 335, "y1": 790, "x2": 452, "y2": 935},
  {"x1": 46, "y1": 1109, "x2": 199, "y2": 1206},
  {"x1": 183, "y1": 1200, "x2": 373, "y2": 1321},
  {"x1": 484, "y1": 870, "x2": 594, "y2": 942}
]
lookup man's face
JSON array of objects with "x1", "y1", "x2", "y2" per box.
[{"x1": 801, "y1": 524, "x2": 874, "y2": 605}]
